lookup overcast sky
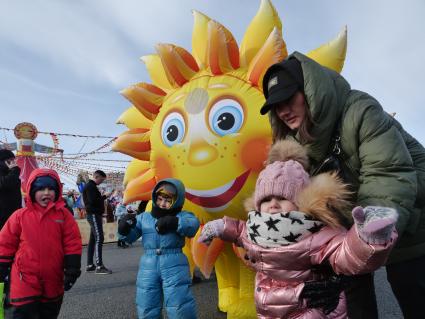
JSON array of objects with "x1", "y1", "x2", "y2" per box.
[{"x1": 1, "y1": 0, "x2": 424, "y2": 187}]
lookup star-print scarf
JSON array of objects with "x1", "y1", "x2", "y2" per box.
[{"x1": 246, "y1": 210, "x2": 324, "y2": 248}]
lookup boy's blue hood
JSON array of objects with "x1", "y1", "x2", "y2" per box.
[{"x1": 151, "y1": 178, "x2": 185, "y2": 210}]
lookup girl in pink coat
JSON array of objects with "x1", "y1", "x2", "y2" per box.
[{"x1": 199, "y1": 140, "x2": 398, "y2": 319}]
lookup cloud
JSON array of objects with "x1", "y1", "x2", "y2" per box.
[{"x1": 0, "y1": 0, "x2": 142, "y2": 86}]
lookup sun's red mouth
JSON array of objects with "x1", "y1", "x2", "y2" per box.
[{"x1": 185, "y1": 170, "x2": 250, "y2": 209}]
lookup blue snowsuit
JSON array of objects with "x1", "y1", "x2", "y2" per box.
[{"x1": 122, "y1": 179, "x2": 200, "y2": 319}]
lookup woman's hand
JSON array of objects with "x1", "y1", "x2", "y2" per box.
[
  {"x1": 300, "y1": 275, "x2": 352, "y2": 314},
  {"x1": 198, "y1": 219, "x2": 224, "y2": 245},
  {"x1": 352, "y1": 206, "x2": 398, "y2": 244}
]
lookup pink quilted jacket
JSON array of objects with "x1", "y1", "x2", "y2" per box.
[{"x1": 221, "y1": 217, "x2": 398, "y2": 319}]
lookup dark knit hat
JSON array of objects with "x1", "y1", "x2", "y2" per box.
[
  {"x1": 260, "y1": 58, "x2": 304, "y2": 115},
  {"x1": 0, "y1": 149, "x2": 15, "y2": 161},
  {"x1": 30, "y1": 176, "x2": 60, "y2": 202}
]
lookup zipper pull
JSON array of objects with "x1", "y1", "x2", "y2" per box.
[{"x1": 312, "y1": 157, "x2": 331, "y2": 176}]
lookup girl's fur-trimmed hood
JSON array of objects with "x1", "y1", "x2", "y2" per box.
[{"x1": 246, "y1": 140, "x2": 352, "y2": 228}]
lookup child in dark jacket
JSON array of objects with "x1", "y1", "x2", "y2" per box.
[
  {"x1": 118, "y1": 178, "x2": 200, "y2": 319},
  {"x1": 0, "y1": 168, "x2": 82, "y2": 319}
]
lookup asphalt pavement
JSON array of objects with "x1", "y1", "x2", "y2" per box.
[{"x1": 6, "y1": 242, "x2": 404, "y2": 318}]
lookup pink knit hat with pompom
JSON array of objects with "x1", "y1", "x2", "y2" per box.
[{"x1": 254, "y1": 160, "x2": 310, "y2": 211}]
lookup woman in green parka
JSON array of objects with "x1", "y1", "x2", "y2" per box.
[{"x1": 260, "y1": 52, "x2": 425, "y2": 319}]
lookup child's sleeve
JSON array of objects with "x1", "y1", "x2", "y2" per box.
[
  {"x1": 62, "y1": 210, "x2": 82, "y2": 284},
  {"x1": 221, "y1": 216, "x2": 246, "y2": 246},
  {"x1": 0, "y1": 211, "x2": 22, "y2": 266},
  {"x1": 310, "y1": 226, "x2": 397, "y2": 275},
  {"x1": 62, "y1": 209, "x2": 83, "y2": 257},
  {"x1": 176, "y1": 211, "x2": 200, "y2": 238}
]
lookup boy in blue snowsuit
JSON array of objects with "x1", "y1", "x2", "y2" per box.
[{"x1": 118, "y1": 178, "x2": 200, "y2": 319}]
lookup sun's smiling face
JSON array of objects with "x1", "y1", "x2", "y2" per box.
[
  {"x1": 113, "y1": 2, "x2": 347, "y2": 225},
  {"x1": 150, "y1": 74, "x2": 271, "y2": 221}
]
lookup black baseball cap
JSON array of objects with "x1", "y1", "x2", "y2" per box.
[{"x1": 260, "y1": 58, "x2": 304, "y2": 115}]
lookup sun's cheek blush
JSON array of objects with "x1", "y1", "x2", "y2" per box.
[{"x1": 240, "y1": 137, "x2": 270, "y2": 173}]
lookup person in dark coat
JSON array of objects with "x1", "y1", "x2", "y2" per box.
[
  {"x1": 260, "y1": 52, "x2": 425, "y2": 318},
  {"x1": 83, "y1": 170, "x2": 112, "y2": 274},
  {"x1": 0, "y1": 149, "x2": 22, "y2": 230}
]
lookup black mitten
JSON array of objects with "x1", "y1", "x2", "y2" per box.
[
  {"x1": 300, "y1": 274, "x2": 352, "y2": 314},
  {"x1": 64, "y1": 254, "x2": 81, "y2": 291},
  {"x1": 118, "y1": 214, "x2": 137, "y2": 236},
  {"x1": 155, "y1": 216, "x2": 178, "y2": 234}
]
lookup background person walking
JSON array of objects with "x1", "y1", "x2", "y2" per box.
[{"x1": 83, "y1": 170, "x2": 112, "y2": 275}]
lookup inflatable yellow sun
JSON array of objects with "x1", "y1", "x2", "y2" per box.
[{"x1": 113, "y1": 0, "x2": 347, "y2": 317}]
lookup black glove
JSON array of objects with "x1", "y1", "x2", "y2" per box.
[
  {"x1": 118, "y1": 213, "x2": 137, "y2": 236},
  {"x1": 300, "y1": 274, "x2": 352, "y2": 314},
  {"x1": 0, "y1": 263, "x2": 10, "y2": 282},
  {"x1": 64, "y1": 254, "x2": 81, "y2": 292},
  {"x1": 155, "y1": 215, "x2": 178, "y2": 234},
  {"x1": 64, "y1": 271, "x2": 80, "y2": 291}
]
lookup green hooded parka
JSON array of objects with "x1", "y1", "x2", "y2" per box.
[{"x1": 277, "y1": 52, "x2": 425, "y2": 264}]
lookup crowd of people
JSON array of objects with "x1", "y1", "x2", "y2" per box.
[
  {"x1": 61, "y1": 182, "x2": 125, "y2": 222},
  {"x1": 0, "y1": 51, "x2": 425, "y2": 319}
]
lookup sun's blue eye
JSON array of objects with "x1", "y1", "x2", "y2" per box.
[
  {"x1": 209, "y1": 99, "x2": 244, "y2": 136},
  {"x1": 161, "y1": 112, "x2": 185, "y2": 147}
]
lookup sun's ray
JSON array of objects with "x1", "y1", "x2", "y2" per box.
[
  {"x1": 247, "y1": 27, "x2": 287, "y2": 88},
  {"x1": 112, "y1": 129, "x2": 151, "y2": 161},
  {"x1": 116, "y1": 106, "x2": 153, "y2": 130},
  {"x1": 123, "y1": 159, "x2": 151, "y2": 186},
  {"x1": 156, "y1": 44, "x2": 199, "y2": 88},
  {"x1": 240, "y1": 0, "x2": 282, "y2": 67},
  {"x1": 120, "y1": 83, "x2": 166, "y2": 121},
  {"x1": 307, "y1": 26, "x2": 347, "y2": 73},
  {"x1": 192, "y1": 10, "x2": 211, "y2": 69},
  {"x1": 140, "y1": 55, "x2": 174, "y2": 91},
  {"x1": 191, "y1": 231, "x2": 225, "y2": 278},
  {"x1": 124, "y1": 168, "x2": 157, "y2": 204},
  {"x1": 207, "y1": 20, "x2": 240, "y2": 75}
]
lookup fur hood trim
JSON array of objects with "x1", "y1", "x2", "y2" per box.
[
  {"x1": 244, "y1": 195, "x2": 256, "y2": 212},
  {"x1": 296, "y1": 172, "x2": 353, "y2": 228},
  {"x1": 267, "y1": 140, "x2": 309, "y2": 170}
]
